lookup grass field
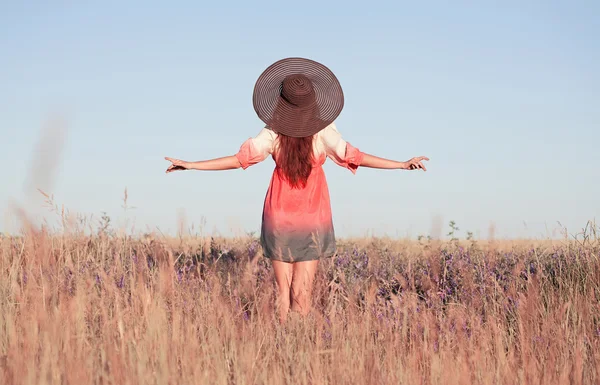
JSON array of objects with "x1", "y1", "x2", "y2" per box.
[{"x1": 1, "y1": 217, "x2": 599, "y2": 384}]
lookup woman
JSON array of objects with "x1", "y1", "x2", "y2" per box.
[{"x1": 165, "y1": 57, "x2": 429, "y2": 323}]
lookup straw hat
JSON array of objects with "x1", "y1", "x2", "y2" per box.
[{"x1": 252, "y1": 57, "x2": 344, "y2": 138}]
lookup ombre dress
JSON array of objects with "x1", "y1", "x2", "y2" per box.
[{"x1": 235, "y1": 122, "x2": 364, "y2": 263}]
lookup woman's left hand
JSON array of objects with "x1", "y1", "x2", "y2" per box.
[{"x1": 165, "y1": 157, "x2": 190, "y2": 173}]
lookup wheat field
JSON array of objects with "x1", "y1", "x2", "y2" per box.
[{"x1": 0, "y1": 215, "x2": 599, "y2": 385}]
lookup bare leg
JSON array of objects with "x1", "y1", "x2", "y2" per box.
[
  {"x1": 290, "y1": 260, "x2": 319, "y2": 316},
  {"x1": 271, "y1": 260, "x2": 294, "y2": 324}
]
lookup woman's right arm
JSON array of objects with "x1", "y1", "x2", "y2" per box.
[
  {"x1": 361, "y1": 153, "x2": 429, "y2": 171},
  {"x1": 322, "y1": 123, "x2": 429, "y2": 172}
]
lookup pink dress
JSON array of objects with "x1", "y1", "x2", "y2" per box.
[{"x1": 235, "y1": 122, "x2": 365, "y2": 263}]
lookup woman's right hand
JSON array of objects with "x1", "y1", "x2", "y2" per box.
[
  {"x1": 405, "y1": 156, "x2": 429, "y2": 171},
  {"x1": 165, "y1": 157, "x2": 190, "y2": 173}
]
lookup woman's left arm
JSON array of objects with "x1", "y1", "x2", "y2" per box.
[
  {"x1": 165, "y1": 156, "x2": 241, "y2": 173},
  {"x1": 165, "y1": 127, "x2": 275, "y2": 173}
]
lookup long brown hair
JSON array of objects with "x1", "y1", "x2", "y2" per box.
[{"x1": 275, "y1": 134, "x2": 314, "y2": 189}]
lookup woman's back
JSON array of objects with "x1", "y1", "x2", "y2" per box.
[{"x1": 240, "y1": 122, "x2": 364, "y2": 176}]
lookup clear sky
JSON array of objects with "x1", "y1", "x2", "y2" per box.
[{"x1": 1, "y1": 1, "x2": 598, "y2": 239}]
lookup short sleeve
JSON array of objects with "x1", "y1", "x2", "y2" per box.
[
  {"x1": 321, "y1": 123, "x2": 365, "y2": 174},
  {"x1": 235, "y1": 127, "x2": 276, "y2": 170}
]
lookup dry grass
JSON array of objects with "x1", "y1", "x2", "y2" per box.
[{"x1": 0, "y1": 217, "x2": 599, "y2": 384}]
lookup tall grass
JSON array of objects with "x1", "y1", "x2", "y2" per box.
[{"x1": 0, "y1": 215, "x2": 599, "y2": 384}]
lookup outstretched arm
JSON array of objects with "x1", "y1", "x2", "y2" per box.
[
  {"x1": 360, "y1": 153, "x2": 429, "y2": 171},
  {"x1": 165, "y1": 156, "x2": 241, "y2": 173},
  {"x1": 321, "y1": 123, "x2": 429, "y2": 173},
  {"x1": 165, "y1": 127, "x2": 275, "y2": 173}
]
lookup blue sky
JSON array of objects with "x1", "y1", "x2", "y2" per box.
[{"x1": 1, "y1": 1, "x2": 598, "y2": 239}]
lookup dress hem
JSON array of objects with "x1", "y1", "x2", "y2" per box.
[{"x1": 262, "y1": 251, "x2": 336, "y2": 263}]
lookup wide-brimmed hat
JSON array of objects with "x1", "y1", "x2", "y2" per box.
[{"x1": 252, "y1": 57, "x2": 344, "y2": 138}]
